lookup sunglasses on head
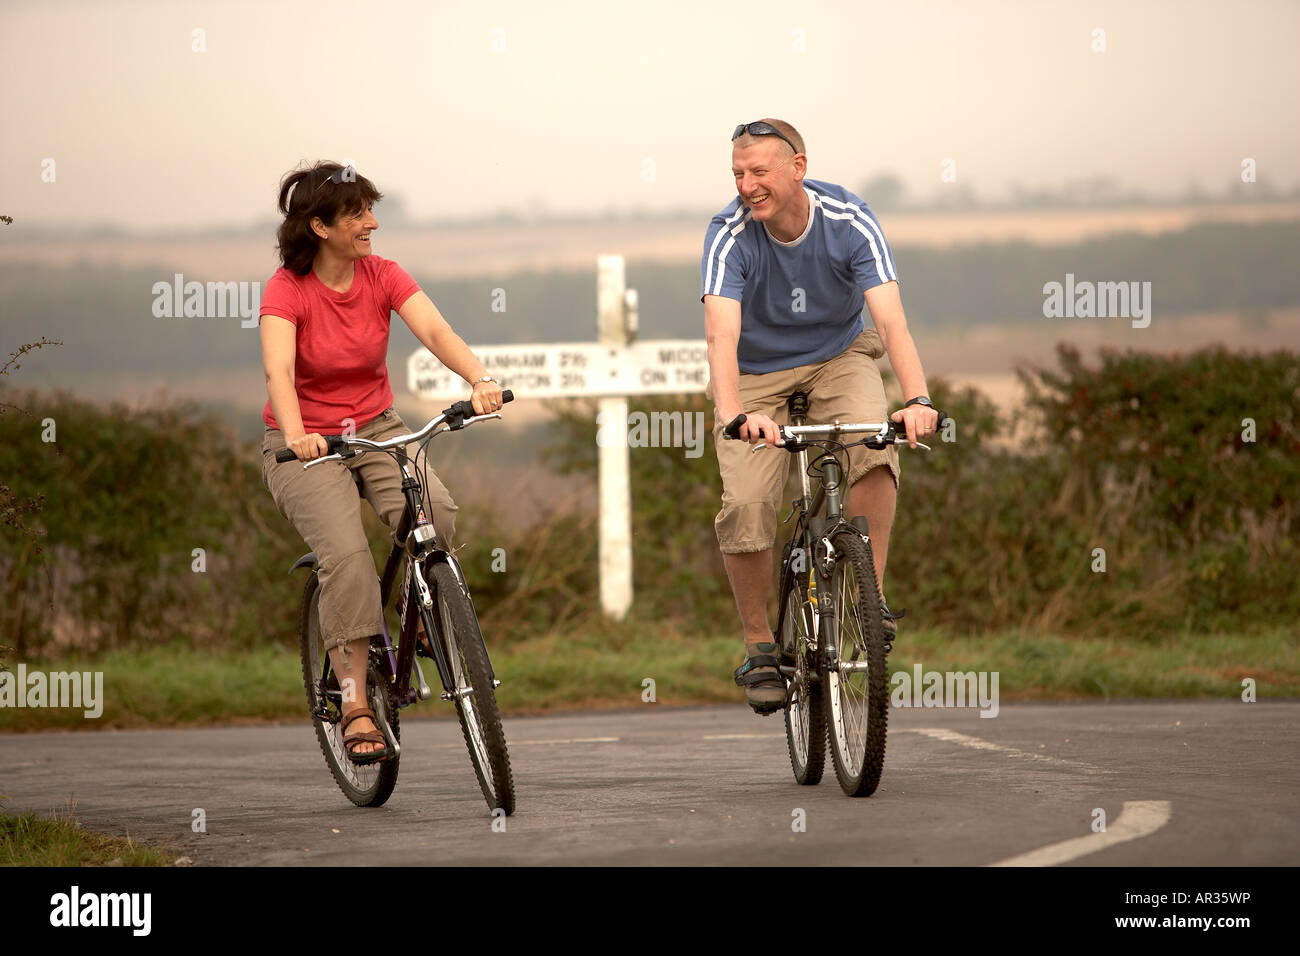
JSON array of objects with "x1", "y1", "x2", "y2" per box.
[
  {"x1": 731, "y1": 122, "x2": 800, "y2": 155},
  {"x1": 314, "y1": 165, "x2": 357, "y2": 191}
]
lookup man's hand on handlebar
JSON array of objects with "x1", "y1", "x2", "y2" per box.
[
  {"x1": 727, "y1": 411, "x2": 782, "y2": 446},
  {"x1": 889, "y1": 404, "x2": 940, "y2": 449}
]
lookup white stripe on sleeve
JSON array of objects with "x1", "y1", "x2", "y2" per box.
[
  {"x1": 704, "y1": 205, "x2": 749, "y2": 295},
  {"x1": 817, "y1": 193, "x2": 898, "y2": 282}
]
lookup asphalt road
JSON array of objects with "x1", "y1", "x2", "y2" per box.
[{"x1": 1, "y1": 701, "x2": 1296, "y2": 866}]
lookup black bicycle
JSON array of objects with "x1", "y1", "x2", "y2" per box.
[
  {"x1": 279, "y1": 393, "x2": 516, "y2": 813},
  {"x1": 725, "y1": 391, "x2": 945, "y2": 796}
]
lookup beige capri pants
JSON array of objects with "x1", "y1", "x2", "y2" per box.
[
  {"x1": 708, "y1": 328, "x2": 900, "y2": 554},
  {"x1": 261, "y1": 406, "x2": 458, "y2": 651}
]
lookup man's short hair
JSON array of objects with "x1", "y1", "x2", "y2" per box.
[{"x1": 735, "y1": 118, "x2": 805, "y2": 156}]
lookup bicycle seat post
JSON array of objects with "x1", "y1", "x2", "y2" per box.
[
  {"x1": 787, "y1": 391, "x2": 816, "y2": 519},
  {"x1": 787, "y1": 390, "x2": 809, "y2": 426}
]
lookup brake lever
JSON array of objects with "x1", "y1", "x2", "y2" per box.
[
  {"x1": 444, "y1": 411, "x2": 503, "y2": 431},
  {"x1": 751, "y1": 437, "x2": 788, "y2": 453},
  {"x1": 302, "y1": 450, "x2": 351, "y2": 469},
  {"x1": 893, "y1": 436, "x2": 932, "y2": 451}
]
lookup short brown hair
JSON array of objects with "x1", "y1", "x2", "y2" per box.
[
  {"x1": 274, "y1": 161, "x2": 384, "y2": 276},
  {"x1": 735, "y1": 118, "x2": 805, "y2": 156}
]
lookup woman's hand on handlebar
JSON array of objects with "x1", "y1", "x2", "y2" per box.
[
  {"x1": 471, "y1": 379, "x2": 506, "y2": 416},
  {"x1": 285, "y1": 432, "x2": 330, "y2": 461}
]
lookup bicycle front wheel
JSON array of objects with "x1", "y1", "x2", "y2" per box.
[
  {"x1": 299, "y1": 571, "x2": 400, "y2": 808},
  {"x1": 821, "y1": 529, "x2": 889, "y2": 797},
  {"x1": 426, "y1": 561, "x2": 515, "y2": 815}
]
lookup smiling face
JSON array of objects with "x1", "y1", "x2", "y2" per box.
[
  {"x1": 731, "y1": 136, "x2": 805, "y2": 226},
  {"x1": 314, "y1": 203, "x2": 378, "y2": 260}
]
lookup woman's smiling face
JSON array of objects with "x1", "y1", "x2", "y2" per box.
[
  {"x1": 336, "y1": 204, "x2": 378, "y2": 257},
  {"x1": 313, "y1": 203, "x2": 378, "y2": 259}
]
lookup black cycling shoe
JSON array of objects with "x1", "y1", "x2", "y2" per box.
[
  {"x1": 881, "y1": 601, "x2": 905, "y2": 654},
  {"x1": 735, "y1": 642, "x2": 786, "y2": 715}
]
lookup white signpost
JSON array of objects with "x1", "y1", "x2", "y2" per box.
[{"x1": 407, "y1": 255, "x2": 710, "y2": 620}]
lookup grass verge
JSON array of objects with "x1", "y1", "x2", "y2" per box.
[
  {"x1": 0, "y1": 798, "x2": 177, "y2": 866},
  {"x1": 0, "y1": 625, "x2": 1294, "y2": 732}
]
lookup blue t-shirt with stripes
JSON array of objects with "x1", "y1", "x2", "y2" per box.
[{"x1": 700, "y1": 178, "x2": 898, "y2": 374}]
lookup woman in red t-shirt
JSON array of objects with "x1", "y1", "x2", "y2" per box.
[{"x1": 259, "y1": 161, "x2": 503, "y2": 764}]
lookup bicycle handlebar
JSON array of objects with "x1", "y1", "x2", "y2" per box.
[
  {"x1": 275, "y1": 389, "x2": 515, "y2": 463},
  {"x1": 722, "y1": 408, "x2": 947, "y2": 448}
]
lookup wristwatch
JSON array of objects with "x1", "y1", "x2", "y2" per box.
[
  {"x1": 903, "y1": 396, "x2": 934, "y2": 409},
  {"x1": 471, "y1": 375, "x2": 496, "y2": 386}
]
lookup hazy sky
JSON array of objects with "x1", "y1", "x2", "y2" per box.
[{"x1": 3, "y1": 0, "x2": 1297, "y2": 231}]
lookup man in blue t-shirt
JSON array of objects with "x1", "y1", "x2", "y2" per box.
[{"x1": 702, "y1": 118, "x2": 939, "y2": 714}]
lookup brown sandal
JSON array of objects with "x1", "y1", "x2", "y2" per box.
[{"x1": 340, "y1": 707, "x2": 389, "y2": 765}]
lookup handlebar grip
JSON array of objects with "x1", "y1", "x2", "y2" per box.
[
  {"x1": 722, "y1": 414, "x2": 773, "y2": 442},
  {"x1": 890, "y1": 410, "x2": 948, "y2": 438},
  {"x1": 274, "y1": 435, "x2": 346, "y2": 463},
  {"x1": 441, "y1": 388, "x2": 515, "y2": 422},
  {"x1": 723, "y1": 413, "x2": 747, "y2": 440}
]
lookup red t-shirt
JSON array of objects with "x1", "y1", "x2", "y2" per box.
[{"x1": 259, "y1": 255, "x2": 420, "y2": 432}]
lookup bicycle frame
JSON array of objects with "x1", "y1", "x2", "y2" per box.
[
  {"x1": 299, "y1": 400, "x2": 508, "y2": 719},
  {"x1": 368, "y1": 459, "x2": 500, "y2": 714},
  {"x1": 774, "y1": 412, "x2": 883, "y2": 680}
]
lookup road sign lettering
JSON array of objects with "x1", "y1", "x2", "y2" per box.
[{"x1": 408, "y1": 340, "x2": 709, "y2": 401}]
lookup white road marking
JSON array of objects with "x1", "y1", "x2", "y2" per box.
[
  {"x1": 509, "y1": 736, "x2": 620, "y2": 746},
  {"x1": 898, "y1": 727, "x2": 1113, "y2": 772},
  {"x1": 988, "y1": 801, "x2": 1173, "y2": 866},
  {"x1": 427, "y1": 736, "x2": 619, "y2": 750}
]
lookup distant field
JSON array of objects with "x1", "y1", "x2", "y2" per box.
[
  {"x1": 4, "y1": 202, "x2": 1296, "y2": 280},
  {"x1": 41, "y1": 306, "x2": 1299, "y2": 421},
  {"x1": 5, "y1": 207, "x2": 1295, "y2": 523}
]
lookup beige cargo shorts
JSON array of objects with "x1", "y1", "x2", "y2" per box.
[{"x1": 708, "y1": 328, "x2": 899, "y2": 554}]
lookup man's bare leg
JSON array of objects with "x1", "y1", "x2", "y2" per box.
[
  {"x1": 722, "y1": 547, "x2": 787, "y2": 711},
  {"x1": 722, "y1": 548, "x2": 774, "y2": 648},
  {"x1": 847, "y1": 465, "x2": 897, "y2": 594}
]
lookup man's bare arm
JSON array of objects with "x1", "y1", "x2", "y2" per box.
[
  {"x1": 864, "y1": 281, "x2": 929, "y2": 399},
  {"x1": 864, "y1": 281, "x2": 938, "y2": 447},
  {"x1": 704, "y1": 294, "x2": 743, "y2": 422},
  {"x1": 705, "y1": 294, "x2": 780, "y2": 444}
]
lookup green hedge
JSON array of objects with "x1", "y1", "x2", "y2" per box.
[{"x1": 3, "y1": 344, "x2": 1295, "y2": 661}]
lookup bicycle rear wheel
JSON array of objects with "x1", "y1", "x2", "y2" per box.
[
  {"x1": 821, "y1": 529, "x2": 889, "y2": 796},
  {"x1": 426, "y1": 561, "x2": 515, "y2": 815},
  {"x1": 780, "y1": 564, "x2": 826, "y2": 786},
  {"x1": 299, "y1": 572, "x2": 399, "y2": 807}
]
